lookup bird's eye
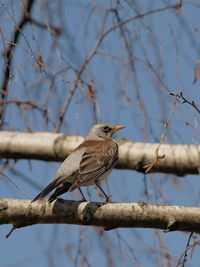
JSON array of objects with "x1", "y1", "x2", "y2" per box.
[{"x1": 102, "y1": 126, "x2": 111, "y2": 132}]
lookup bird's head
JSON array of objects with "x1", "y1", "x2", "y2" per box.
[{"x1": 85, "y1": 123, "x2": 125, "y2": 140}]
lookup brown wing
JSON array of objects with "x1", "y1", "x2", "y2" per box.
[{"x1": 76, "y1": 140, "x2": 118, "y2": 186}]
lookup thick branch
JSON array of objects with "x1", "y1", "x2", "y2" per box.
[
  {"x1": 1, "y1": 198, "x2": 200, "y2": 234},
  {"x1": 0, "y1": 131, "x2": 199, "y2": 175}
]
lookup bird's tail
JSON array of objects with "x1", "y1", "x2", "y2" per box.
[
  {"x1": 48, "y1": 182, "x2": 72, "y2": 202},
  {"x1": 31, "y1": 178, "x2": 62, "y2": 202}
]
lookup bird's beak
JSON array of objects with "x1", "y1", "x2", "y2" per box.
[{"x1": 112, "y1": 125, "x2": 125, "y2": 133}]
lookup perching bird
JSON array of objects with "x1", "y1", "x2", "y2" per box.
[{"x1": 32, "y1": 123, "x2": 125, "y2": 202}]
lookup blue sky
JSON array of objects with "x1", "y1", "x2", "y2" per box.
[{"x1": 1, "y1": 0, "x2": 200, "y2": 266}]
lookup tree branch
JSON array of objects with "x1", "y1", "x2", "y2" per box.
[
  {"x1": 1, "y1": 0, "x2": 36, "y2": 127},
  {"x1": 0, "y1": 131, "x2": 199, "y2": 175},
  {"x1": 1, "y1": 198, "x2": 200, "y2": 235},
  {"x1": 54, "y1": 3, "x2": 179, "y2": 132}
]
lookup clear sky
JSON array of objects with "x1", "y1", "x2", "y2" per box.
[{"x1": 0, "y1": 0, "x2": 200, "y2": 266}]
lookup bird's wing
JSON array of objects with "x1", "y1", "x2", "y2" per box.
[
  {"x1": 32, "y1": 139, "x2": 118, "y2": 201},
  {"x1": 53, "y1": 147, "x2": 86, "y2": 182},
  {"x1": 70, "y1": 140, "x2": 118, "y2": 189},
  {"x1": 31, "y1": 146, "x2": 86, "y2": 201}
]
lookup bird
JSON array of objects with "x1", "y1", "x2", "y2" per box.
[{"x1": 32, "y1": 123, "x2": 125, "y2": 203}]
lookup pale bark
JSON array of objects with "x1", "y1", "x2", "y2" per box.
[
  {"x1": 1, "y1": 198, "x2": 200, "y2": 235},
  {"x1": 0, "y1": 131, "x2": 199, "y2": 175}
]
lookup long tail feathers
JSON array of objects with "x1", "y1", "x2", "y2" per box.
[
  {"x1": 48, "y1": 182, "x2": 72, "y2": 202},
  {"x1": 31, "y1": 178, "x2": 73, "y2": 202},
  {"x1": 31, "y1": 179, "x2": 61, "y2": 202}
]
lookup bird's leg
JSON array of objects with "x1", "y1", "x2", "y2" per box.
[
  {"x1": 95, "y1": 183, "x2": 112, "y2": 203},
  {"x1": 78, "y1": 188, "x2": 87, "y2": 202}
]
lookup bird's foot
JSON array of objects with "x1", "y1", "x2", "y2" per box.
[
  {"x1": 105, "y1": 198, "x2": 119, "y2": 203},
  {"x1": 105, "y1": 196, "x2": 112, "y2": 203},
  {"x1": 104, "y1": 194, "x2": 118, "y2": 204}
]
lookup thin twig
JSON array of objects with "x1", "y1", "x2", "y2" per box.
[
  {"x1": 54, "y1": 3, "x2": 179, "y2": 132},
  {"x1": 0, "y1": 0, "x2": 36, "y2": 128},
  {"x1": 144, "y1": 101, "x2": 177, "y2": 173},
  {"x1": 169, "y1": 92, "x2": 200, "y2": 114}
]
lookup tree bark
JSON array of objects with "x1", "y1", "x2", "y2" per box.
[
  {"x1": 1, "y1": 198, "x2": 200, "y2": 235},
  {"x1": 0, "y1": 131, "x2": 199, "y2": 175}
]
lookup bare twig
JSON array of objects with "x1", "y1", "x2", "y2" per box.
[
  {"x1": 29, "y1": 17, "x2": 62, "y2": 36},
  {"x1": 0, "y1": 0, "x2": 36, "y2": 128},
  {"x1": 0, "y1": 99, "x2": 51, "y2": 130},
  {"x1": 175, "y1": 2, "x2": 183, "y2": 15},
  {"x1": 176, "y1": 236, "x2": 200, "y2": 267},
  {"x1": 169, "y1": 92, "x2": 200, "y2": 114},
  {"x1": 144, "y1": 102, "x2": 177, "y2": 173},
  {"x1": 182, "y1": 232, "x2": 194, "y2": 267},
  {"x1": 54, "y1": 3, "x2": 179, "y2": 132}
]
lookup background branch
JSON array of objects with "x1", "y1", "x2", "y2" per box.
[
  {"x1": 0, "y1": 0, "x2": 35, "y2": 127},
  {"x1": 0, "y1": 131, "x2": 199, "y2": 175}
]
